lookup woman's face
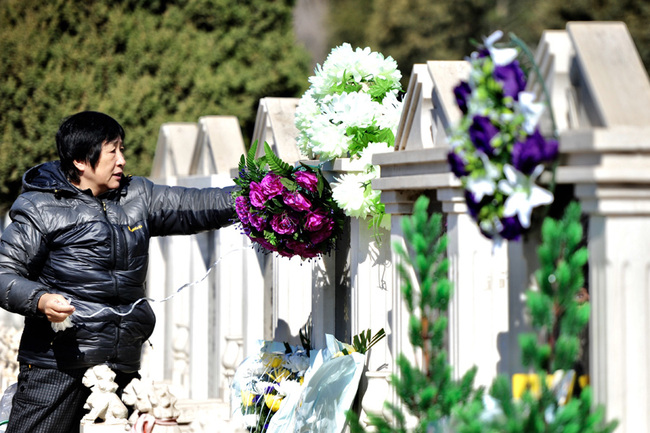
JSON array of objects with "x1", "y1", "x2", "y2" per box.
[{"x1": 73, "y1": 138, "x2": 125, "y2": 196}]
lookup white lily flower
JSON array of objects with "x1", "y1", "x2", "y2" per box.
[
  {"x1": 498, "y1": 164, "x2": 553, "y2": 228},
  {"x1": 466, "y1": 176, "x2": 496, "y2": 202},
  {"x1": 517, "y1": 92, "x2": 546, "y2": 133},
  {"x1": 484, "y1": 30, "x2": 518, "y2": 66},
  {"x1": 465, "y1": 153, "x2": 500, "y2": 201}
]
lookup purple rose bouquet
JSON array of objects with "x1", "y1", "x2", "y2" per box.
[
  {"x1": 233, "y1": 141, "x2": 345, "y2": 259},
  {"x1": 448, "y1": 31, "x2": 559, "y2": 241}
]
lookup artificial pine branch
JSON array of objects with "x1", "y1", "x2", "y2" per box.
[
  {"x1": 453, "y1": 201, "x2": 617, "y2": 433},
  {"x1": 347, "y1": 195, "x2": 477, "y2": 432}
]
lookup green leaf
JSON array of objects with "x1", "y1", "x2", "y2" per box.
[
  {"x1": 247, "y1": 140, "x2": 259, "y2": 172},
  {"x1": 280, "y1": 178, "x2": 297, "y2": 191},
  {"x1": 264, "y1": 141, "x2": 293, "y2": 177}
]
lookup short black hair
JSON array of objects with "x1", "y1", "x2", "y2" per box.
[{"x1": 55, "y1": 111, "x2": 125, "y2": 183}]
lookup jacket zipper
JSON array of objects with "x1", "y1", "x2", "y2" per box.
[
  {"x1": 101, "y1": 199, "x2": 118, "y2": 293},
  {"x1": 102, "y1": 198, "x2": 121, "y2": 359}
]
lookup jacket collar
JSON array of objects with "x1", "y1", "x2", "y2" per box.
[{"x1": 22, "y1": 161, "x2": 129, "y2": 199}]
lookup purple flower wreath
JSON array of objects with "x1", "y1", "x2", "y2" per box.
[
  {"x1": 448, "y1": 31, "x2": 559, "y2": 241},
  {"x1": 233, "y1": 141, "x2": 345, "y2": 259}
]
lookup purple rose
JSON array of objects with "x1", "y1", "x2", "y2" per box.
[
  {"x1": 283, "y1": 191, "x2": 312, "y2": 212},
  {"x1": 453, "y1": 81, "x2": 472, "y2": 115},
  {"x1": 511, "y1": 129, "x2": 559, "y2": 175},
  {"x1": 464, "y1": 190, "x2": 483, "y2": 219},
  {"x1": 249, "y1": 181, "x2": 266, "y2": 208},
  {"x1": 499, "y1": 216, "x2": 524, "y2": 241},
  {"x1": 251, "y1": 236, "x2": 276, "y2": 252},
  {"x1": 249, "y1": 212, "x2": 267, "y2": 231},
  {"x1": 469, "y1": 115, "x2": 499, "y2": 156},
  {"x1": 271, "y1": 213, "x2": 298, "y2": 235},
  {"x1": 294, "y1": 170, "x2": 319, "y2": 192},
  {"x1": 235, "y1": 196, "x2": 250, "y2": 225},
  {"x1": 493, "y1": 60, "x2": 526, "y2": 101},
  {"x1": 261, "y1": 173, "x2": 285, "y2": 198},
  {"x1": 277, "y1": 247, "x2": 295, "y2": 258},
  {"x1": 285, "y1": 240, "x2": 320, "y2": 258},
  {"x1": 304, "y1": 208, "x2": 330, "y2": 232},
  {"x1": 448, "y1": 151, "x2": 469, "y2": 178},
  {"x1": 310, "y1": 220, "x2": 334, "y2": 244}
]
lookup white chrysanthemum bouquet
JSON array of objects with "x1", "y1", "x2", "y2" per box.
[{"x1": 295, "y1": 43, "x2": 403, "y2": 230}]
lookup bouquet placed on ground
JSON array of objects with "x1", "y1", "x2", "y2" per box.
[
  {"x1": 294, "y1": 43, "x2": 404, "y2": 230},
  {"x1": 447, "y1": 30, "x2": 559, "y2": 241},
  {"x1": 231, "y1": 341, "x2": 310, "y2": 432},
  {"x1": 232, "y1": 329, "x2": 385, "y2": 433},
  {"x1": 232, "y1": 140, "x2": 345, "y2": 259}
]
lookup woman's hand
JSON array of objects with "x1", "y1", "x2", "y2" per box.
[{"x1": 38, "y1": 293, "x2": 75, "y2": 323}]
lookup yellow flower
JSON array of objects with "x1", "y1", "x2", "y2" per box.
[
  {"x1": 261, "y1": 353, "x2": 283, "y2": 368},
  {"x1": 264, "y1": 394, "x2": 283, "y2": 412},
  {"x1": 332, "y1": 343, "x2": 356, "y2": 358},
  {"x1": 241, "y1": 391, "x2": 255, "y2": 407},
  {"x1": 268, "y1": 367, "x2": 291, "y2": 382}
]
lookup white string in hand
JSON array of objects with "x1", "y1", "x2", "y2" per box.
[{"x1": 52, "y1": 247, "x2": 249, "y2": 331}]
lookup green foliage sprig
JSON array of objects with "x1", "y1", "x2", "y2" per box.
[
  {"x1": 453, "y1": 202, "x2": 617, "y2": 433},
  {"x1": 520, "y1": 202, "x2": 589, "y2": 373},
  {"x1": 340, "y1": 328, "x2": 387, "y2": 356},
  {"x1": 347, "y1": 195, "x2": 477, "y2": 432}
]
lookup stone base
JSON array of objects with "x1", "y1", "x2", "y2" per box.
[
  {"x1": 175, "y1": 398, "x2": 245, "y2": 433},
  {"x1": 80, "y1": 420, "x2": 128, "y2": 433}
]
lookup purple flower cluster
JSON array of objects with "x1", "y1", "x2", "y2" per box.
[
  {"x1": 234, "y1": 166, "x2": 344, "y2": 259},
  {"x1": 511, "y1": 129, "x2": 558, "y2": 175},
  {"x1": 447, "y1": 33, "x2": 559, "y2": 241}
]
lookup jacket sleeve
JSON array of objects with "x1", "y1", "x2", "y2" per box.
[
  {"x1": 145, "y1": 178, "x2": 239, "y2": 237},
  {"x1": 0, "y1": 196, "x2": 50, "y2": 317}
]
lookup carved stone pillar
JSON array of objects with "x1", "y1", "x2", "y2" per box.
[{"x1": 557, "y1": 127, "x2": 650, "y2": 432}]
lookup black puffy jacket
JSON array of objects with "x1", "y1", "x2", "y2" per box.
[{"x1": 0, "y1": 161, "x2": 236, "y2": 372}]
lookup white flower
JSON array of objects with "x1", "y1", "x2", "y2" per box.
[
  {"x1": 308, "y1": 118, "x2": 351, "y2": 161},
  {"x1": 309, "y1": 43, "x2": 401, "y2": 99},
  {"x1": 498, "y1": 164, "x2": 553, "y2": 228},
  {"x1": 273, "y1": 379, "x2": 302, "y2": 397},
  {"x1": 484, "y1": 30, "x2": 518, "y2": 66},
  {"x1": 332, "y1": 171, "x2": 380, "y2": 218},
  {"x1": 356, "y1": 141, "x2": 393, "y2": 169},
  {"x1": 516, "y1": 91, "x2": 546, "y2": 134},
  {"x1": 242, "y1": 414, "x2": 259, "y2": 427},
  {"x1": 465, "y1": 153, "x2": 500, "y2": 201},
  {"x1": 254, "y1": 380, "x2": 276, "y2": 395},
  {"x1": 282, "y1": 352, "x2": 310, "y2": 373},
  {"x1": 375, "y1": 90, "x2": 403, "y2": 131},
  {"x1": 321, "y1": 92, "x2": 378, "y2": 128}
]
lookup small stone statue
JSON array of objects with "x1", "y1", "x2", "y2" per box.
[
  {"x1": 81, "y1": 365, "x2": 129, "y2": 424},
  {"x1": 122, "y1": 378, "x2": 181, "y2": 433}
]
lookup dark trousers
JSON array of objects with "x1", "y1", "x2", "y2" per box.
[{"x1": 6, "y1": 364, "x2": 138, "y2": 433}]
